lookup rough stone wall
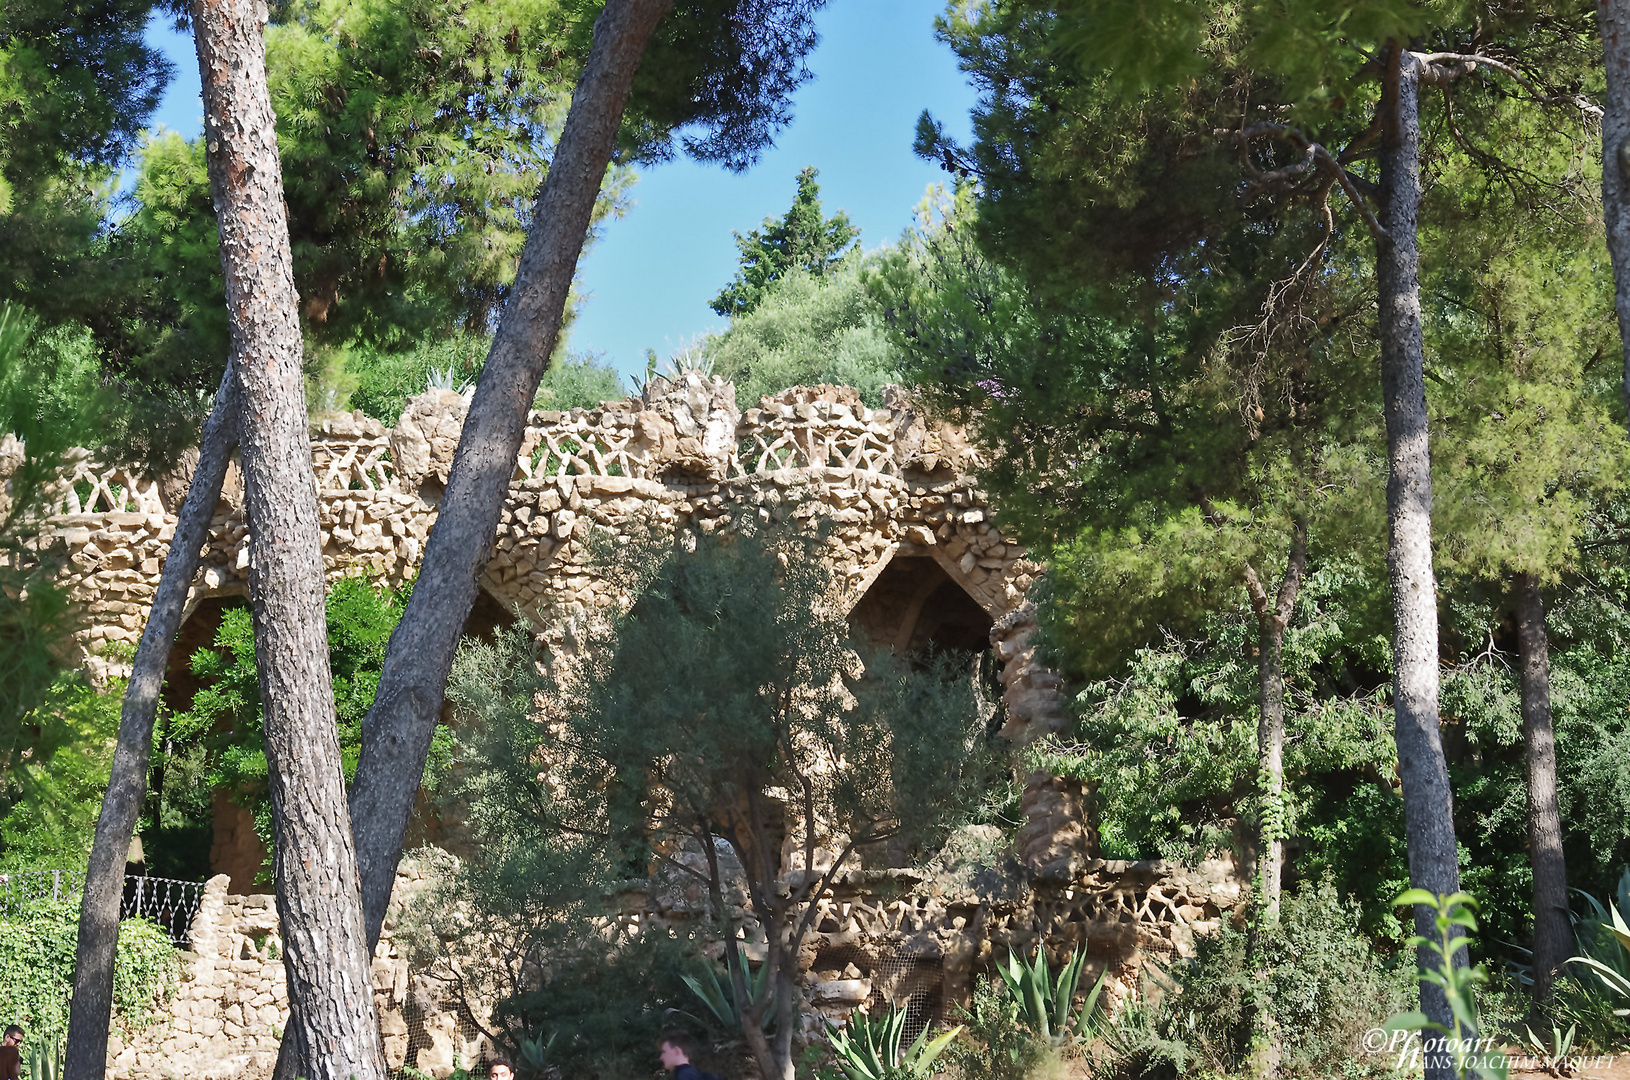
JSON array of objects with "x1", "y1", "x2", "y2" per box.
[
  {"x1": 112, "y1": 866, "x2": 488, "y2": 1080},
  {"x1": 114, "y1": 840, "x2": 1242, "y2": 1080},
  {"x1": 26, "y1": 375, "x2": 1064, "y2": 742}
]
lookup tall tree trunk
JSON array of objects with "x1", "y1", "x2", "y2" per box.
[
  {"x1": 189, "y1": 1, "x2": 384, "y2": 1077},
  {"x1": 345, "y1": 0, "x2": 673, "y2": 939},
  {"x1": 1379, "y1": 45, "x2": 1463, "y2": 1075},
  {"x1": 1600, "y1": 0, "x2": 1630, "y2": 427},
  {"x1": 1242, "y1": 524, "x2": 1308, "y2": 1080},
  {"x1": 1243, "y1": 524, "x2": 1308, "y2": 918},
  {"x1": 63, "y1": 369, "x2": 239, "y2": 1080},
  {"x1": 1515, "y1": 572, "x2": 1569, "y2": 1027}
]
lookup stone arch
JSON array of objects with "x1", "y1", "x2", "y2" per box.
[{"x1": 847, "y1": 552, "x2": 994, "y2": 659}]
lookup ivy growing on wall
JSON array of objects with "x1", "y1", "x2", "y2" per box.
[{"x1": 0, "y1": 900, "x2": 178, "y2": 1033}]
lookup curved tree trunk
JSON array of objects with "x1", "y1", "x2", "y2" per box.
[
  {"x1": 63, "y1": 368, "x2": 240, "y2": 1080},
  {"x1": 1379, "y1": 45, "x2": 1462, "y2": 1078},
  {"x1": 1516, "y1": 572, "x2": 1569, "y2": 1027},
  {"x1": 188, "y1": 0, "x2": 384, "y2": 1076},
  {"x1": 1600, "y1": 0, "x2": 1630, "y2": 427},
  {"x1": 344, "y1": 0, "x2": 674, "y2": 940}
]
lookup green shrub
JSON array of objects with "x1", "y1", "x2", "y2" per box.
[
  {"x1": 1170, "y1": 882, "x2": 1412, "y2": 1076},
  {"x1": 942, "y1": 976, "x2": 1053, "y2": 1080},
  {"x1": 0, "y1": 899, "x2": 179, "y2": 1034},
  {"x1": 344, "y1": 332, "x2": 624, "y2": 425}
]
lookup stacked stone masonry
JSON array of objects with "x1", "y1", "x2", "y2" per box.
[
  {"x1": 13, "y1": 376, "x2": 1246, "y2": 1077},
  {"x1": 113, "y1": 847, "x2": 1241, "y2": 1079},
  {"x1": 32, "y1": 376, "x2": 1067, "y2": 740}
]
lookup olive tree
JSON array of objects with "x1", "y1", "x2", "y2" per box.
[{"x1": 449, "y1": 526, "x2": 991, "y2": 1080}]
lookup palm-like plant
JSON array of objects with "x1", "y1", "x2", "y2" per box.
[
  {"x1": 679, "y1": 959, "x2": 773, "y2": 1031},
  {"x1": 994, "y1": 946, "x2": 1109, "y2": 1047},
  {"x1": 825, "y1": 1006, "x2": 962, "y2": 1080},
  {"x1": 1569, "y1": 869, "x2": 1630, "y2": 1014},
  {"x1": 26, "y1": 1028, "x2": 65, "y2": 1080}
]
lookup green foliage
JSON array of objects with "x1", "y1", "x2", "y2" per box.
[
  {"x1": 616, "y1": 0, "x2": 822, "y2": 170},
  {"x1": 705, "y1": 256, "x2": 901, "y2": 408},
  {"x1": 1027, "y1": 561, "x2": 1396, "y2": 862},
  {"x1": 991, "y1": 947, "x2": 1105, "y2": 1049},
  {"x1": 25, "y1": 1023, "x2": 64, "y2": 1080},
  {"x1": 0, "y1": 305, "x2": 120, "y2": 837},
  {"x1": 0, "y1": 674, "x2": 121, "y2": 871},
  {"x1": 1172, "y1": 882, "x2": 1413, "y2": 1075},
  {"x1": 0, "y1": 0, "x2": 168, "y2": 339},
  {"x1": 1385, "y1": 890, "x2": 1506, "y2": 1080},
  {"x1": 0, "y1": 0, "x2": 167, "y2": 191},
  {"x1": 344, "y1": 333, "x2": 625, "y2": 425},
  {"x1": 824, "y1": 1006, "x2": 962, "y2": 1080},
  {"x1": 154, "y1": 576, "x2": 431, "y2": 877},
  {"x1": 535, "y1": 352, "x2": 626, "y2": 412},
  {"x1": 0, "y1": 899, "x2": 178, "y2": 1035},
  {"x1": 710, "y1": 167, "x2": 859, "y2": 317},
  {"x1": 1568, "y1": 869, "x2": 1630, "y2": 1012},
  {"x1": 940, "y1": 976, "x2": 1052, "y2": 1080},
  {"x1": 448, "y1": 524, "x2": 992, "y2": 1075},
  {"x1": 679, "y1": 958, "x2": 771, "y2": 1032}
]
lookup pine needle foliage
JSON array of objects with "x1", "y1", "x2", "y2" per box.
[{"x1": 711, "y1": 166, "x2": 860, "y2": 318}]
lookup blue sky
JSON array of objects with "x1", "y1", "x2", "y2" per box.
[{"x1": 142, "y1": 0, "x2": 978, "y2": 383}]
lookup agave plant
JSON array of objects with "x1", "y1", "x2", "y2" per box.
[
  {"x1": 26, "y1": 1028, "x2": 64, "y2": 1080},
  {"x1": 994, "y1": 946, "x2": 1108, "y2": 1047},
  {"x1": 680, "y1": 958, "x2": 774, "y2": 1031},
  {"x1": 424, "y1": 364, "x2": 473, "y2": 396},
  {"x1": 1568, "y1": 869, "x2": 1630, "y2": 1014},
  {"x1": 825, "y1": 1006, "x2": 962, "y2": 1080}
]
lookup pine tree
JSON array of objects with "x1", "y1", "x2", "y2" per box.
[
  {"x1": 915, "y1": 5, "x2": 1600, "y2": 1063},
  {"x1": 710, "y1": 166, "x2": 859, "y2": 317}
]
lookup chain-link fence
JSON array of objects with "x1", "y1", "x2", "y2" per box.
[{"x1": 0, "y1": 871, "x2": 207, "y2": 948}]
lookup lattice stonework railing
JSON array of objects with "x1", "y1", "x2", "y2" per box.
[
  {"x1": 52, "y1": 452, "x2": 166, "y2": 516},
  {"x1": 732, "y1": 417, "x2": 898, "y2": 478},
  {"x1": 311, "y1": 437, "x2": 395, "y2": 492},
  {"x1": 516, "y1": 415, "x2": 652, "y2": 482}
]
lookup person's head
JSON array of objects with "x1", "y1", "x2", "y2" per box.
[
  {"x1": 487, "y1": 1057, "x2": 513, "y2": 1080},
  {"x1": 2, "y1": 1026, "x2": 21, "y2": 1046},
  {"x1": 658, "y1": 1030, "x2": 695, "y2": 1069}
]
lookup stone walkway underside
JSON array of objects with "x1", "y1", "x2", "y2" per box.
[{"x1": 36, "y1": 376, "x2": 1066, "y2": 740}]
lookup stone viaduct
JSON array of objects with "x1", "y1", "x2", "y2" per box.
[
  {"x1": 18, "y1": 375, "x2": 1244, "y2": 1079},
  {"x1": 42, "y1": 375, "x2": 1066, "y2": 740}
]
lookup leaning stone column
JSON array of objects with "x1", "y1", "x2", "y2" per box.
[{"x1": 991, "y1": 603, "x2": 1096, "y2": 878}]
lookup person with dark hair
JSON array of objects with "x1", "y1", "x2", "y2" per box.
[
  {"x1": 0, "y1": 1025, "x2": 22, "y2": 1080},
  {"x1": 658, "y1": 1030, "x2": 723, "y2": 1080},
  {"x1": 487, "y1": 1056, "x2": 514, "y2": 1080}
]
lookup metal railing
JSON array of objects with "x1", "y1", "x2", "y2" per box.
[{"x1": 0, "y1": 871, "x2": 207, "y2": 948}]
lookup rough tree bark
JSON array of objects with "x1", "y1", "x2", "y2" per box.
[
  {"x1": 345, "y1": 0, "x2": 674, "y2": 938},
  {"x1": 1241, "y1": 524, "x2": 1307, "y2": 1080},
  {"x1": 1600, "y1": 0, "x2": 1630, "y2": 426},
  {"x1": 1516, "y1": 572, "x2": 1569, "y2": 1027},
  {"x1": 1242, "y1": 523, "x2": 1308, "y2": 918},
  {"x1": 190, "y1": 0, "x2": 384, "y2": 1076},
  {"x1": 1379, "y1": 44, "x2": 1463, "y2": 1074},
  {"x1": 63, "y1": 369, "x2": 240, "y2": 1080}
]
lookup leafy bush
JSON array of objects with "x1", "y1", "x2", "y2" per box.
[
  {"x1": 0, "y1": 675, "x2": 121, "y2": 871},
  {"x1": 154, "y1": 576, "x2": 440, "y2": 881},
  {"x1": 0, "y1": 899, "x2": 178, "y2": 1034},
  {"x1": 704, "y1": 258, "x2": 902, "y2": 408},
  {"x1": 344, "y1": 332, "x2": 625, "y2": 425},
  {"x1": 941, "y1": 977, "x2": 1053, "y2": 1080},
  {"x1": 1168, "y1": 882, "x2": 1411, "y2": 1076}
]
